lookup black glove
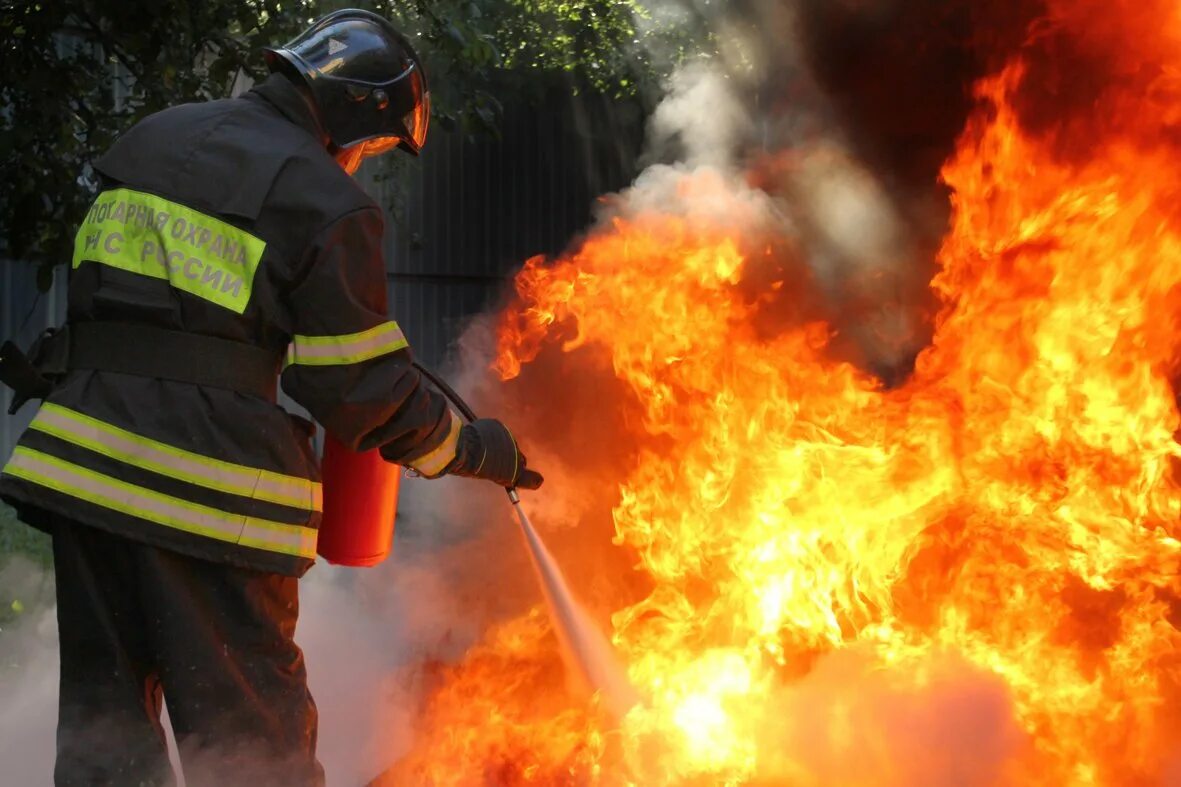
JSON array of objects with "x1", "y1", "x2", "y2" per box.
[{"x1": 447, "y1": 418, "x2": 544, "y2": 490}]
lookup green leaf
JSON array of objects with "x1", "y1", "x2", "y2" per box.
[
  {"x1": 0, "y1": 0, "x2": 696, "y2": 264},
  {"x1": 445, "y1": 22, "x2": 467, "y2": 47}
]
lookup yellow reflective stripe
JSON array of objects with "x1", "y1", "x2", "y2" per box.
[
  {"x1": 5, "y1": 447, "x2": 316, "y2": 559},
  {"x1": 405, "y1": 409, "x2": 462, "y2": 477},
  {"x1": 72, "y1": 187, "x2": 266, "y2": 314},
  {"x1": 30, "y1": 403, "x2": 321, "y2": 512},
  {"x1": 286, "y1": 321, "x2": 409, "y2": 367}
]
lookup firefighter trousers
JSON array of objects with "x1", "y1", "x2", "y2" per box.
[{"x1": 48, "y1": 516, "x2": 325, "y2": 787}]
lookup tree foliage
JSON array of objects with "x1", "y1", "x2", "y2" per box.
[{"x1": 0, "y1": 0, "x2": 684, "y2": 283}]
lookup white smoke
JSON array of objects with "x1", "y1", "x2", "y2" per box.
[
  {"x1": 770, "y1": 648, "x2": 1024, "y2": 785},
  {"x1": 648, "y1": 62, "x2": 753, "y2": 168},
  {"x1": 0, "y1": 518, "x2": 505, "y2": 786},
  {"x1": 635, "y1": 0, "x2": 936, "y2": 372},
  {"x1": 0, "y1": 554, "x2": 58, "y2": 785}
]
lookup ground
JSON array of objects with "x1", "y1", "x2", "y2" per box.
[{"x1": 0, "y1": 500, "x2": 53, "y2": 607}]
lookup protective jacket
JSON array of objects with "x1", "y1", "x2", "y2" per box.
[{"x1": 0, "y1": 74, "x2": 460, "y2": 577}]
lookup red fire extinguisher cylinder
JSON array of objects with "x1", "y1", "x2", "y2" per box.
[{"x1": 316, "y1": 433, "x2": 400, "y2": 567}]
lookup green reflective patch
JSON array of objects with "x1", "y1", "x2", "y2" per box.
[{"x1": 72, "y1": 188, "x2": 267, "y2": 314}]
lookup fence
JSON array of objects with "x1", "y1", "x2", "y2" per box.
[
  {"x1": 379, "y1": 81, "x2": 644, "y2": 365},
  {"x1": 0, "y1": 82, "x2": 645, "y2": 461},
  {"x1": 0, "y1": 263, "x2": 69, "y2": 463}
]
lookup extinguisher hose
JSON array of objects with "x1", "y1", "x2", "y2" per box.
[{"x1": 411, "y1": 360, "x2": 479, "y2": 423}]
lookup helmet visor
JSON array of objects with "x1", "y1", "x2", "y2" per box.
[
  {"x1": 349, "y1": 63, "x2": 428, "y2": 158},
  {"x1": 401, "y1": 64, "x2": 429, "y2": 152}
]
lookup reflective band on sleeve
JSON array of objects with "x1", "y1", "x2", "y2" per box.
[
  {"x1": 72, "y1": 187, "x2": 266, "y2": 314},
  {"x1": 286, "y1": 321, "x2": 409, "y2": 367},
  {"x1": 5, "y1": 447, "x2": 317, "y2": 559},
  {"x1": 29, "y1": 403, "x2": 321, "y2": 512},
  {"x1": 405, "y1": 409, "x2": 462, "y2": 477}
]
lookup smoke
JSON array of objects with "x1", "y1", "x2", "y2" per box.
[
  {"x1": 0, "y1": 554, "x2": 58, "y2": 785},
  {"x1": 767, "y1": 648, "x2": 1024, "y2": 785},
  {"x1": 0, "y1": 524, "x2": 516, "y2": 785},
  {"x1": 647, "y1": 63, "x2": 753, "y2": 168},
  {"x1": 628, "y1": 0, "x2": 1006, "y2": 380},
  {"x1": 303, "y1": 489, "x2": 571, "y2": 784}
]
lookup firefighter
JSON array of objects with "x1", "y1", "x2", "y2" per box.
[{"x1": 0, "y1": 9, "x2": 541, "y2": 786}]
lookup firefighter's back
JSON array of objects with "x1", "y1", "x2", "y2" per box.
[{"x1": 1, "y1": 77, "x2": 377, "y2": 576}]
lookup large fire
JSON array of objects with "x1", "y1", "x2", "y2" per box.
[{"x1": 386, "y1": 3, "x2": 1181, "y2": 784}]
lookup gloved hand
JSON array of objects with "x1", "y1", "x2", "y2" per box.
[{"x1": 447, "y1": 418, "x2": 543, "y2": 490}]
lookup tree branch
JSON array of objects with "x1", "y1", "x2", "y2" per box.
[{"x1": 73, "y1": 8, "x2": 143, "y2": 85}]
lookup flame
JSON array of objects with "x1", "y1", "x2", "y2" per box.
[{"x1": 387, "y1": 5, "x2": 1181, "y2": 784}]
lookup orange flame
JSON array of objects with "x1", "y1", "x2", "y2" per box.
[{"x1": 387, "y1": 9, "x2": 1181, "y2": 785}]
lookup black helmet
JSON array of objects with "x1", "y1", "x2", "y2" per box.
[{"x1": 264, "y1": 9, "x2": 430, "y2": 156}]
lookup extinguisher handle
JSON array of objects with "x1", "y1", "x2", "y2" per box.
[{"x1": 411, "y1": 360, "x2": 520, "y2": 500}]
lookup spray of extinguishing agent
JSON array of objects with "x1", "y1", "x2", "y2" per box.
[{"x1": 412, "y1": 362, "x2": 640, "y2": 721}]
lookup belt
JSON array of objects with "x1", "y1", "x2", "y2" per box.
[{"x1": 67, "y1": 322, "x2": 282, "y2": 402}]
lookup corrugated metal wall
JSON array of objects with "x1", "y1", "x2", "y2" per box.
[
  {"x1": 379, "y1": 83, "x2": 643, "y2": 367},
  {"x1": 0, "y1": 83, "x2": 644, "y2": 461},
  {"x1": 0, "y1": 262, "x2": 69, "y2": 462}
]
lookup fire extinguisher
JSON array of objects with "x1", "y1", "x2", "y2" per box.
[
  {"x1": 316, "y1": 432, "x2": 401, "y2": 567},
  {"x1": 313, "y1": 361, "x2": 456, "y2": 567}
]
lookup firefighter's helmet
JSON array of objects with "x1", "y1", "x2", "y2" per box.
[{"x1": 264, "y1": 9, "x2": 430, "y2": 156}]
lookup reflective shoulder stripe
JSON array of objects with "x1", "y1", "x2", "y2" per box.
[
  {"x1": 5, "y1": 447, "x2": 316, "y2": 559},
  {"x1": 405, "y1": 409, "x2": 462, "y2": 477},
  {"x1": 72, "y1": 187, "x2": 266, "y2": 315},
  {"x1": 29, "y1": 403, "x2": 321, "y2": 512},
  {"x1": 286, "y1": 321, "x2": 409, "y2": 367}
]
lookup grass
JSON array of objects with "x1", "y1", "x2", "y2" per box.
[
  {"x1": 0, "y1": 502, "x2": 52, "y2": 568},
  {"x1": 0, "y1": 502, "x2": 53, "y2": 630}
]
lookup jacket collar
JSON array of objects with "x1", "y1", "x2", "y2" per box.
[{"x1": 246, "y1": 73, "x2": 328, "y2": 145}]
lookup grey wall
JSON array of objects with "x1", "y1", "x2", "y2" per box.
[
  {"x1": 1, "y1": 263, "x2": 68, "y2": 462},
  {"x1": 378, "y1": 84, "x2": 644, "y2": 368}
]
